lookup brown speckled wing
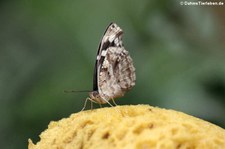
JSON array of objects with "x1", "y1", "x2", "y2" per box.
[
  {"x1": 98, "y1": 46, "x2": 136, "y2": 101},
  {"x1": 89, "y1": 23, "x2": 136, "y2": 104}
]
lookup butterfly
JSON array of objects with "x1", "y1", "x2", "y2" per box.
[{"x1": 84, "y1": 23, "x2": 136, "y2": 109}]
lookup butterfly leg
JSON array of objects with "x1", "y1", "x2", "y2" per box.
[
  {"x1": 111, "y1": 98, "x2": 120, "y2": 113},
  {"x1": 98, "y1": 103, "x2": 102, "y2": 108},
  {"x1": 90, "y1": 100, "x2": 93, "y2": 110},
  {"x1": 81, "y1": 98, "x2": 89, "y2": 111},
  {"x1": 105, "y1": 99, "x2": 114, "y2": 107},
  {"x1": 111, "y1": 98, "x2": 118, "y2": 106}
]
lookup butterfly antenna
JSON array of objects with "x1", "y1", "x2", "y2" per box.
[{"x1": 64, "y1": 90, "x2": 92, "y2": 93}]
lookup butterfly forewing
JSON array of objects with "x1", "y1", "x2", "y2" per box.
[
  {"x1": 92, "y1": 23, "x2": 118, "y2": 91},
  {"x1": 89, "y1": 23, "x2": 136, "y2": 104}
]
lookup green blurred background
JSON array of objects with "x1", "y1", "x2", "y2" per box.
[{"x1": 1, "y1": 0, "x2": 225, "y2": 148}]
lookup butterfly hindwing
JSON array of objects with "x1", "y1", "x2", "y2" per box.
[{"x1": 98, "y1": 46, "x2": 136, "y2": 100}]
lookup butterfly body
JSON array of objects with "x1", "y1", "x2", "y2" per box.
[{"x1": 89, "y1": 23, "x2": 136, "y2": 104}]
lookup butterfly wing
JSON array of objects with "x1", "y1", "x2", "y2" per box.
[
  {"x1": 91, "y1": 23, "x2": 135, "y2": 104},
  {"x1": 98, "y1": 46, "x2": 136, "y2": 100},
  {"x1": 92, "y1": 23, "x2": 116, "y2": 91}
]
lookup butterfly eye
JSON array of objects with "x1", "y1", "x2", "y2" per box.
[{"x1": 111, "y1": 24, "x2": 115, "y2": 28}]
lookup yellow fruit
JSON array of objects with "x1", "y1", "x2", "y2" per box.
[{"x1": 28, "y1": 105, "x2": 225, "y2": 149}]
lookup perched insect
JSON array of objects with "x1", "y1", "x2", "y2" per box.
[
  {"x1": 66, "y1": 23, "x2": 136, "y2": 110},
  {"x1": 85, "y1": 23, "x2": 136, "y2": 109}
]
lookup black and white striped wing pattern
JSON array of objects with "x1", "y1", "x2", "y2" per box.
[{"x1": 89, "y1": 23, "x2": 136, "y2": 104}]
